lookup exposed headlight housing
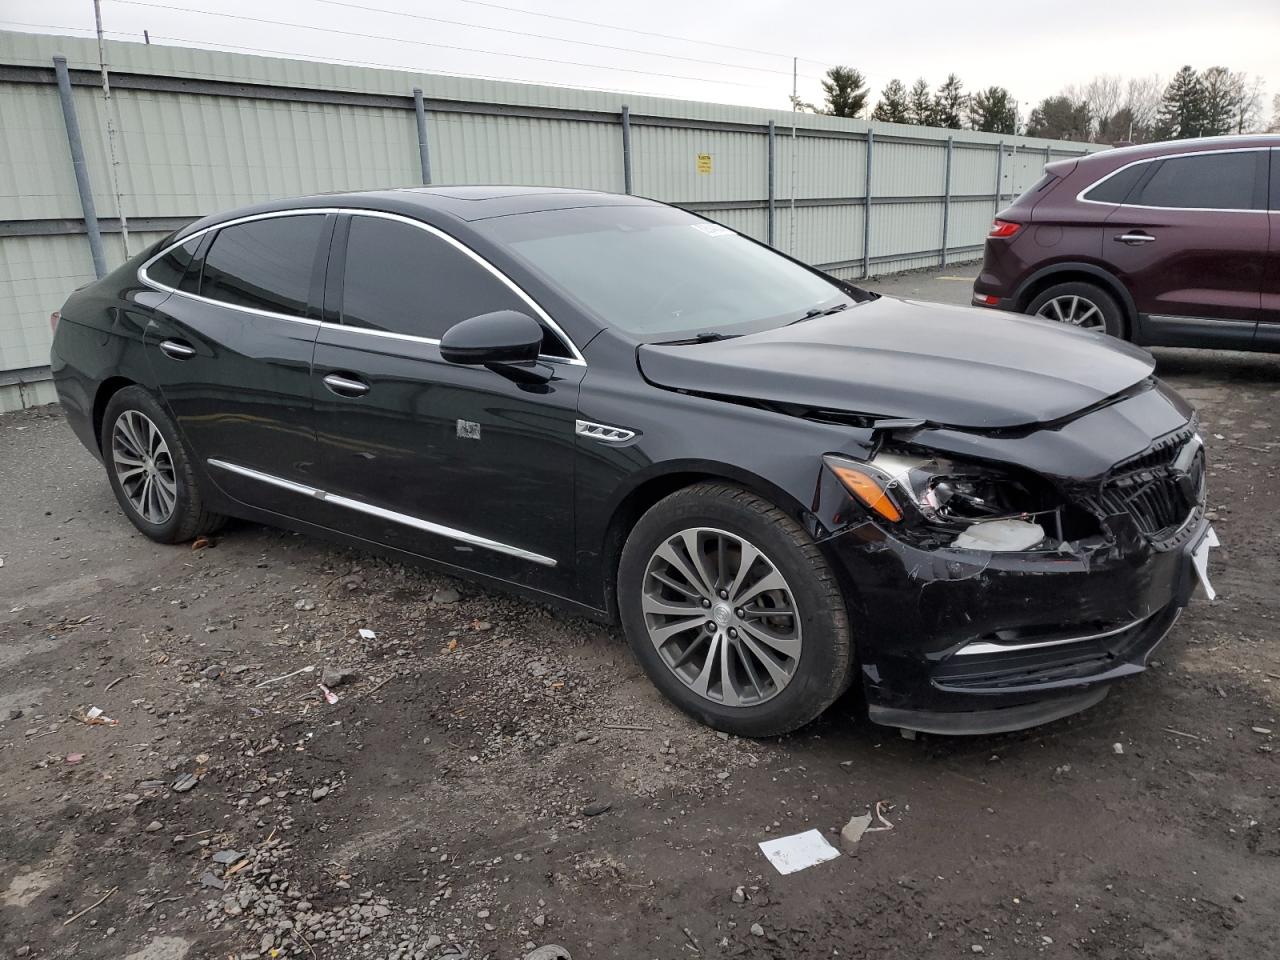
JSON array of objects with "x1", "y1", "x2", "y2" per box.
[{"x1": 823, "y1": 450, "x2": 1088, "y2": 549}]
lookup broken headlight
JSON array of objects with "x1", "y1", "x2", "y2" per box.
[{"x1": 823, "y1": 450, "x2": 1085, "y2": 549}]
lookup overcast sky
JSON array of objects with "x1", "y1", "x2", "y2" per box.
[{"x1": 6, "y1": 0, "x2": 1278, "y2": 116}]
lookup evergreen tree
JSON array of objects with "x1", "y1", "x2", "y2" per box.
[
  {"x1": 1154, "y1": 66, "x2": 1208, "y2": 139},
  {"x1": 871, "y1": 79, "x2": 910, "y2": 123},
  {"x1": 820, "y1": 66, "x2": 869, "y2": 118},
  {"x1": 1025, "y1": 96, "x2": 1091, "y2": 140},
  {"x1": 932, "y1": 73, "x2": 966, "y2": 129},
  {"x1": 907, "y1": 78, "x2": 933, "y2": 125},
  {"x1": 967, "y1": 86, "x2": 1018, "y2": 133}
]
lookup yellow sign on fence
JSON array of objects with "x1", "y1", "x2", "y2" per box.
[{"x1": 696, "y1": 153, "x2": 713, "y2": 175}]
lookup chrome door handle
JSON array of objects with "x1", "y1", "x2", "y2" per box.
[
  {"x1": 323, "y1": 373, "x2": 370, "y2": 397},
  {"x1": 1114, "y1": 233, "x2": 1156, "y2": 245},
  {"x1": 159, "y1": 339, "x2": 196, "y2": 359}
]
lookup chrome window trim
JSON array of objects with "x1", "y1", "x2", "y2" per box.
[
  {"x1": 1075, "y1": 146, "x2": 1271, "y2": 213},
  {"x1": 137, "y1": 207, "x2": 586, "y2": 365},
  {"x1": 953, "y1": 613, "x2": 1151, "y2": 657},
  {"x1": 207, "y1": 458, "x2": 557, "y2": 567}
]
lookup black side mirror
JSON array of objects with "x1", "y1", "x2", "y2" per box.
[{"x1": 440, "y1": 310, "x2": 543, "y2": 366}]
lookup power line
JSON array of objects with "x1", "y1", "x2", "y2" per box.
[
  {"x1": 304, "y1": 0, "x2": 824, "y2": 80},
  {"x1": 0, "y1": 20, "x2": 746, "y2": 101},
  {"x1": 104, "y1": 0, "x2": 787, "y2": 90}
]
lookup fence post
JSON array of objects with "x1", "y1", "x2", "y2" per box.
[
  {"x1": 621, "y1": 105, "x2": 633, "y2": 195},
  {"x1": 53, "y1": 55, "x2": 106, "y2": 280},
  {"x1": 766, "y1": 119, "x2": 776, "y2": 247},
  {"x1": 994, "y1": 141, "x2": 1005, "y2": 214},
  {"x1": 940, "y1": 135, "x2": 953, "y2": 268},
  {"x1": 862, "y1": 130, "x2": 873, "y2": 279},
  {"x1": 412, "y1": 87, "x2": 432, "y2": 185}
]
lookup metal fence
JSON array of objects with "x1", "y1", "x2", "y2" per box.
[{"x1": 0, "y1": 29, "x2": 1103, "y2": 412}]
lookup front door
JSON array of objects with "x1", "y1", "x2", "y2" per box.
[
  {"x1": 1106, "y1": 148, "x2": 1268, "y2": 347},
  {"x1": 143, "y1": 212, "x2": 332, "y2": 516},
  {"x1": 308, "y1": 212, "x2": 584, "y2": 596}
]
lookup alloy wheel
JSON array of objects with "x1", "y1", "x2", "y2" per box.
[
  {"x1": 641, "y1": 527, "x2": 802, "y2": 707},
  {"x1": 1036, "y1": 294, "x2": 1104, "y2": 329},
  {"x1": 111, "y1": 410, "x2": 178, "y2": 524}
]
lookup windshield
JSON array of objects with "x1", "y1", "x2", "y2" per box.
[{"x1": 475, "y1": 205, "x2": 857, "y2": 340}]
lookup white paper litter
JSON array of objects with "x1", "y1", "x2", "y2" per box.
[
  {"x1": 358, "y1": 628, "x2": 376, "y2": 640},
  {"x1": 757, "y1": 829, "x2": 841, "y2": 875}
]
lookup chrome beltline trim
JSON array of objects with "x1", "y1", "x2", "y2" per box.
[
  {"x1": 207, "y1": 458, "x2": 557, "y2": 567},
  {"x1": 137, "y1": 207, "x2": 586, "y2": 365},
  {"x1": 954, "y1": 613, "x2": 1151, "y2": 657}
]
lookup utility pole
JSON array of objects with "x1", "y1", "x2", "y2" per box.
[
  {"x1": 93, "y1": 0, "x2": 130, "y2": 256},
  {"x1": 791, "y1": 56, "x2": 797, "y2": 110}
]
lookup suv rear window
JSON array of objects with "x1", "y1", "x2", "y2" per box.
[
  {"x1": 1083, "y1": 162, "x2": 1147, "y2": 204},
  {"x1": 1129, "y1": 151, "x2": 1263, "y2": 210}
]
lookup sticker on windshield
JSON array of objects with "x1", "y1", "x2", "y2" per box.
[{"x1": 691, "y1": 223, "x2": 733, "y2": 238}]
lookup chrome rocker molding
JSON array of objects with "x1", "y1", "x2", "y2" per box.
[
  {"x1": 206, "y1": 458, "x2": 557, "y2": 567},
  {"x1": 954, "y1": 612, "x2": 1153, "y2": 657},
  {"x1": 574, "y1": 420, "x2": 636, "y2": 443}
]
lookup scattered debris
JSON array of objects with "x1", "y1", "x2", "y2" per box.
[
  {"x1": 357, "y1": 628, "x2": 376, "y2": 640},
  {"x1": 211, "y1": 850, "x2": 243, "y2": 865},
  {"x1": 320, "y1": 665, "x2": 358, "y2": 688},
  {"x1": 758, "y1": 829, "x2": 841, "y2": 875},
  {"x1": 191, "y1": 535, "x2": 215, "y2": 550},
  {"x1": 199, "y1": 870, "x2": 225, "y2": 890},
  {"x1": 840, "y1": 813, "x2": 872, "y2": 848},
  {"x1": 601, "y1": 723, "x2": 654, "y2": 732},
  {"x1": 524, "y1": 947, "x2": 571, "y2": 960},
  {"x1": 104, "y1": 675, "x2": 132, "y2": 691},
  {"x1": 75, "y1": 706, "x2": 118, "y2": 726},
  {"x1": 254, "y1": 665, "x2": 315, "y2": 688},
  {"x1": 1112, "y1": 742, "x2": 1125, "y2": 755},
  {"x1": 318, "y1": 683, "x2": 339, "y2": 705},
  {"x1": 311, "y1": 786, "x2": 330, "y2": 802},
  {"x1": 171, "y1": 773, "x2": 199, "y2": 793},
  {"x1": 750, "y1": 923, "x2": 765, "y2": 937},
  {"x1": 63, "y1": 886, "x2": 117, "y2": 926},
  {"x1": 144, "y1": 821, "x2": 163, "y2": 833},
  {"x1": 1252, "y1": 726, "x2": 1273, "y2": 735},
  {"x1": 731, "y1": 885, "x2": 746, "y2": 903},
  {"x1": 582, "y1": 800, "x2": 611, "y2": 817},
  {"x1": 432, "y1": 587, "x2": 461, "y2": 604},
  {"x1": 1164, "y1": 727, "x2": 1208, "y2": 742}
]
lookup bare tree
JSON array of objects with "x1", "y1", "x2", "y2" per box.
[
  {"x1": 1229, "y1": 74, "x2": 1267, "y2": 133},
  {"x1": 1269, "y1": 93, "x2": 1280, "y2": 133},
  {"x1": 1122, "y1": 74, "x2": 1163, "y2": 141},
  {"x1": 1079, "y1": 74, "x2": 1123, "y2": 138}
]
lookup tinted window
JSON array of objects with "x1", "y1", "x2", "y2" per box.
[
  {"x1": 476, "y1": 205, "x2": 852, "y2": 339},
  {"x1": 146, "y1": 237, "x2": 200, "y2": 290},
  {"x1": 341, "y1": 216, "x2": 547, "y2": 347},
  {"x1": 200, "y1": 216, "x2": 324, "y2": 316},
  {"x1": 1083, "y1": 162, "x2": 1147, "y2": 204},
  {"x1": 1130, "y1": 152, "x2": 1261, "y2": 209}
]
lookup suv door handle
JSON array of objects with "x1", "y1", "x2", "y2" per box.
[
  {"x1": 1114, "y1": 232, "x2": 1156, "y2": 245},
  {"x1": 159, "y1": 339, "x2": 196, "y2": 360},
  {"x1": 323, "y1": 373, "x2": 370, "y2": 397}
]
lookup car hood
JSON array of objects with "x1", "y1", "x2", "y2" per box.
[{"x1": 637, "y1": 296, "x2": 1156, "y2": 430}]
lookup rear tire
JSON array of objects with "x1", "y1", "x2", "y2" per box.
[
  {"x1": 617, "y1": 482, "x2": 853, "y2": 737},
  {"x1": 1026, "y1": 281, "x2": 1125, "y2": 338},
  {"x1": 102, "y1": 386, "x2": 224, "y2": 544}
]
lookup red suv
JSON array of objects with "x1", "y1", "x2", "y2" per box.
[{"x1": 973, "y1": 135, "x2": 1279, "y2": 350}]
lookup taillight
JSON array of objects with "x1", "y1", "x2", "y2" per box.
[
  {"x1": 50, "y1": 311, "x2": 60, "y2": 332},
  {"x1": 988, "y1": 219, "x2": 1021, "y2": 239}
]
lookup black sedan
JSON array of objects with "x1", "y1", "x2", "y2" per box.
[{"x1": 49, "y1": 186, "x2": 1216, "y2": 737}]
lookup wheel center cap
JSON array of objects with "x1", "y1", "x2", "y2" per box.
[{"x1": 712, "y1": 603, "x2": 733, "y2": 628}]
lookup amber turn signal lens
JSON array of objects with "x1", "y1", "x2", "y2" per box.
[{"x1": 828, "y1": 463, "x2": 902, "y2": 522}]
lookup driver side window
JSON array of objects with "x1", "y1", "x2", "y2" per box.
[{"x1": 340, "y1": 215, "x2": 571, "y2": 357}]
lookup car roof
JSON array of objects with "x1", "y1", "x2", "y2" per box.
[
  {"x1": 1081, "y1": 133, "x2": 1280, "y2": 166},
  {"x1": 171, "y1": 185, "x2": 657, "y2": 242}
]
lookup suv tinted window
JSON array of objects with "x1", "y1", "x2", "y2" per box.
[
  {"x1": 341, "y1": 216, "x2": 564, "y2": 353},
  {"x1": 1083, "y1": 162, "x2": 1147, "y2": 204},
  {"x1": 146, "y1": 237, "x2": 201, "y2": 291},
  {"x1": 200, "y1": 215, "x2": 324, "y2": 316},
  {"x1": 1130, "y1": 151, "x2": 1262, "y2": 210}
]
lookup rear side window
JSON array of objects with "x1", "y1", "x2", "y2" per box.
[
  {"x1": 200, "y1": 215, "x2": 325, "y2": 317},
  {"x1": 146, "y1": 237, "x2": 201, "y2": 291},
  {"x1": 1129, "y1": 151, "x2": 1263, "y2": 210},
  {"x1": 341, "y1": 216, "x2": 545, "y2": 346},
  {"x1": 1083, "y1": 162, "x2": 1147, "y2": 204}
]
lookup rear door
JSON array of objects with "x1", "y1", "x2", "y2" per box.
[
  {"x1": 142, "y1": 212, "x2": 332, "y2": 515},
  {"x1": 307, "y1": 212, "x2": 585, "y2": 595},
  {"x1": 1259, "y1": 148, "x2": 1280, "y2": 349},
  {"x1": 1104, "y1": 149, "x2": 1268, "y2": 347}
]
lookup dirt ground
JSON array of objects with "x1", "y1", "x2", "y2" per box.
[{"x1": 1, "y1": 268, "x2": 1277, "y2": 960}]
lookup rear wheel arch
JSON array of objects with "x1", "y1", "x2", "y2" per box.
[
  {"x1": 93, "y1": 376, "x2": 138, "y2": 452},
  {"x1": 1015, "y1": 264, "x2": 1136, "y2": 336}
]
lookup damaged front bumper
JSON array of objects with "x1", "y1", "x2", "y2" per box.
[{"x1": 823, "y1": 510, "x2": 1212, "y2": 735}]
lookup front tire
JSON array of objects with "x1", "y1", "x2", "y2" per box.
[
  {"x1": 617, "y1": 483, "x2": 853, "y2": 737},
  {"x1": 102, "y1": 386, "x2": 224, "y2": 544},
  {"x1": 1026, "y1": 281, "x2": 1125, "y2": 338}
]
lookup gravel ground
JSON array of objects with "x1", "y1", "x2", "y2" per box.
[{"x1": 1, "y1": 267, "x2": 1277, "y2": 960}]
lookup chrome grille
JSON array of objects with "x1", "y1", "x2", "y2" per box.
[{"x1": 1078, "y1": 426, "x2": 1204, "y2": 547}]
